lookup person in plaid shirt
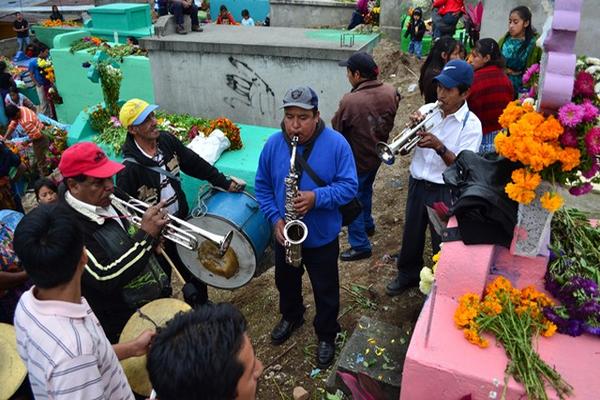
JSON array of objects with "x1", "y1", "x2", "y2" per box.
[
  {"x1": 467, "y1": 38, "x2": 513, "y2": 153},
  {"x1": 2, "y1": 105, "x2": 49, "y2": 176}
]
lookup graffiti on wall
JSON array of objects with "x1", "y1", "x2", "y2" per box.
[{"x1": 223, "y1": 56, "x2": 276, "y2": 116}]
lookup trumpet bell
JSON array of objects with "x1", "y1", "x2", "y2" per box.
[
  {"x1": 219, "y1": 230, "x2": 234, "y2": 256},
  {"x1": 376, "y1": 142, "x2": 395, "y2": 165}
]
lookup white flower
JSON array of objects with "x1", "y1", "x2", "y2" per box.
[
  {"x1": 419, "y1": 267, "x2": 435, "y2": 295},
  {"x1": 585, "y1": 65, "x2": 600, "y2": 75},
  {"x1": 594, "y1": 82, "x2": 600, "y2": 95},
  {"x1": 586, "y1": 57, "x2": 600, "y2": 65},
  {"x1": 523, "y1": 97, "x2": 536, "y2": 106}
]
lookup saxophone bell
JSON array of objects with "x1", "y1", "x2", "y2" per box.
[{"x1": 283, "y1": 220, "x2": 308, "y2": 267}]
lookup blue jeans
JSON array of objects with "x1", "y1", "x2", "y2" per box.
[
  {"x1": 347, "y1": 168, "x2": 378, "y2": 252},
  {"x1": 16, "y1": 36, "x2": 30, "y2": 52},
  {"x1": 409, "y1": 40, "x2": 422, "y2": 59},
  {"x1": 170, "y1": 2, "x2": 199, "y2": 26}
]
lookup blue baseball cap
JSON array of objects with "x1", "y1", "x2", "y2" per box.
[
  {"x1": 281, "y1": 86, "x2": 319, "y2": 110},
  {"x1": 434, "y1": 60, "x2": 474, "y2": 88}
]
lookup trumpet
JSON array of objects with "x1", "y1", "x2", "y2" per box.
[
  {"x1": 377, "y1": 101, "x2": 442, "y2": 165},
  {"x1": 110, "y1": 194, "x2": 233, "y2": 256}
]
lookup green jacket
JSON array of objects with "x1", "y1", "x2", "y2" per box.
[{"x1": 498, "y1": 33, "x2": 542, "y2": 71}]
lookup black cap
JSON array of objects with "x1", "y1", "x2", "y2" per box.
[{"x1": 338, "y1": 52, "x2": 379, "y2": 77}]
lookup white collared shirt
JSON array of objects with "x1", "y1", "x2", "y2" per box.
[
  {"x1": 409, "y1": 101, "x2": 482, "y2": 184},
  {"x1": 134, "y1": 139, "x2": 179, "y2": 215},
  {"x1": 65, "y1": 191, "x2": 125, "y2": 230}
]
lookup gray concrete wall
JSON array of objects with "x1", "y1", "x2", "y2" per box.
[
  {"x1": 379, "y1": 0, "x2": 405, "y2": 41},
  {"x1": 143, "y1": 24, "x2": 379, "y2": 127},
  {"x1": 149, "y1": 51, "x2": 353, "y2": 127},
  {"x1": 480, "y1": 0, "x2": 600, "y2": 57},
  {"x1": 0, "y1": 37, "x2": 17, "y2": 57},
  {"x1": 270, "y1": 0, "x2": 355, "y2": 28}
]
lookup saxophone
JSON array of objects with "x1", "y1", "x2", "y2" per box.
[{"x1": 283, "y1": 136, "x2": 308, "y2": 267}]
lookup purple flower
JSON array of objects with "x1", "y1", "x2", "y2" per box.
[
  {"x1": 560, "y1": 128, "x2": 579, "y2": 148},
  {"x1": 558, "y1": 103, "x2": 585, "y2": 127},
  {"x1": 569, "y1": 182, "x2": 594, "y2": 196},
  {"x1": 581, "y1": 99, "x2": 600, "y2": 122},
  {"x1": 574, "y1": 71, "x2": 596, "y2": 98},
  {"x1": 585, "y1": 127, "x2": 600, "y2": 156},
  {"x1": 582, "y1": 160, "x2": 599, "y2": 179},
  {"x1": 569, "y1": 276, "x2": 600, "y2": 296},
  {"x1": 565, "y1": 319, "x2": 584, "y2": 336},
  {"x1": 583, "y1": 324, "x2": 600, "y2": 335}
]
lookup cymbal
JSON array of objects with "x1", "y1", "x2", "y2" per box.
[
  {"x1": 0, "y1": 323, "x2": 27, "y2": 399},
  {"x1": 118, "y1": 298, "x2": 192, "y2": 396}
]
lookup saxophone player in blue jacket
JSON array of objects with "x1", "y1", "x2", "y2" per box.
[{"x1": 255, "y1": 86, "x2": 358, "y2": 368}]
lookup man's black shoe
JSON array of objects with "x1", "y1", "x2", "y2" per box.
[
  {"x1": 340, "y1": 248, "x2": 372, "y2": 262},
  {"x1": 385, "y1": 274, "x2": 418, "y2": 296},
  {"x1": 316, "y1": 341, "x2": 335, "y2": 368},
  {"x1": 366, "y1": 227, "x2": 375, "y2": 237},
  {"x1": 271, "y1": 318, "x2": 304, "y2": 345}
]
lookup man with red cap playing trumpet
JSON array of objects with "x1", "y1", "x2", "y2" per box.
[{"x1": 59, "y1": 142, "x2": 170, "y2": 343}]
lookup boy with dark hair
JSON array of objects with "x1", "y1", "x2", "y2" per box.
[
  {"x1": 13, "y1": 12, "x2": 30, "y2": 52},
  {"x1": 13, "y1": 205, "x2": 154, "y2": 399},
  {"x1": 148, "y1": 303, "x2": 263, "y2": 400},
  {"x1": 404, "y1": 7, "x2": 426, "y2": 59},
  {"x1": 241, "y1": 9, "x2": 255, "y2": 26}
]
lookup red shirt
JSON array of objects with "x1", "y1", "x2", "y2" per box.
[
  {"x1": 467, "y1": 65, "x2": 513, "y2": 135},
  {"x1": 433, "y1": 0, "x2": 465, "y2": 16},
  {"x1": 216, "y1": 12, "x2": 237, "y2": 25}
]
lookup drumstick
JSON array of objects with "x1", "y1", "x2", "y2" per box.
[{"x1": 158, "y1": 247, "x2": 187, "y2": 287}]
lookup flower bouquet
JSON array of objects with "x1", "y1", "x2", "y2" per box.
[
  {"x1": 39, "y1": 19, "x2": 82, "y2": 28},
  {"x1": 544, "y1": 208, "x2": 600, "y2": 337},
  {"x1": 494, "y1": 100, "x2": 581, "y2": 255},
  {"x1": 419, "y1": 250, "x2": 440, "y2": 295},
  {"x1": 70, "y1": 36, "x2": 105, "y2": 54},
  {"x1": 37, "y1": 58, "x2": 55, "y2": 83},
  {"x1": 454, "y1": 276, "x2": 572, "y2": 399}
]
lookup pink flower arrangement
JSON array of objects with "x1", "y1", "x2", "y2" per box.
[
  {"x1": 558, "y1": 103, "x2": 584, "y2": 127},
  {"x1": 581, "y1": 99, "x2": 599, "y2": 122},
  {"x1": 523, "y1": 63, "x2": 540, "y2": 86},
  {"x1": 584, "y1": 127, "x2": 600, "y2": 155},
  {"x1": 573, "y1": 71, "x2": 596, "y2": 98},
  {"x1": 582, "y1": 160, "x2": 599, "y2": 179}
]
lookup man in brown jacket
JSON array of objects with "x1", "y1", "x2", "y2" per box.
[{"x1": 332, "y1": 52, "x2": 400, "y2": 261}]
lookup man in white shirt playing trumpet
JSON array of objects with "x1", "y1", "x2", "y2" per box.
[{"x1": 386, "y1": 59, "x2": 483, "y2": 296}]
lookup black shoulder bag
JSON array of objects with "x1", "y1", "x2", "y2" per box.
[{"x1": 296, "y1": 155, "x2": 362, "y2": 227}]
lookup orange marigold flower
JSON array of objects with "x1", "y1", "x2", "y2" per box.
[
  {"x1": 511, "y1": 168, "x2": 541, "y2": 191},
  {"x1": 519, "y1": 111, "x2": 546, "y2": 131},
  {"x1": 559, "y1": 147, "x2": 581, "y2": 171},
  {"x1": 494, "y1": 132, "x2": 518, "y2": 161},
  {"x1": 505, "y1": 182, "x2": 536, "y2": 204},
  {"x1": 536, "y1": 116, "x2": 564, "y2": 141},
  {"x1": 542, "y1": 322, "x2": 558, "y2": 337},
  {"x1": 540, "y1": 191, "x2": 564, "y2": 212},
  {"x1": 498, "y1": 101, "x2": 526, "y2": 128}
]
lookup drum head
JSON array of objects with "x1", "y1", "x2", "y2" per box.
[
  {"x1": 119, "y1": 299, "x2": 192, "y2": 397},
  {"x1": 177, "y1": 216, "x2": 256, "y2": 289}
]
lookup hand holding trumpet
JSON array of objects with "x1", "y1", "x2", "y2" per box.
[{"x1": 140, "y1": 201, "x2": 169, "y2": 238}]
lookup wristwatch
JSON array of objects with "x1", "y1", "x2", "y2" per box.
[{"x1": 436, "y1": 145, "x2": 448, "y2": 157}]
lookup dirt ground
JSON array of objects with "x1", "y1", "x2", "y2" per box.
[{"x1": 205, "y1": 39, "x2": 433, "y2": 400}]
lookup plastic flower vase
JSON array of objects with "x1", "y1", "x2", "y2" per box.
[{"x1": 510, "y1": 181, "x2": 554, "y2": 257}]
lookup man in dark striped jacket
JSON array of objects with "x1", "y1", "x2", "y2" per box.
[{"x1": 59, "y1": 142, "x2": 170, "y2": 343}]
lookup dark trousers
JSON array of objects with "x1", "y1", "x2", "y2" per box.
[
  {"x1": 347, "y1": 167, "x2": 378, "y2": 252},
  {"x1": 274, "y1": 238, "x2": 340, "y2": 343},
  {"x1": 161, "y1": 239, "x2": 208, "y2": 305},
  {"x1": 170, "y1": 2, "x2": 199, "y2": 26},
  {"x1": 347, "y1": 10, "x2": 364, "y2": 30},
  {"x1": 396, "y1": 177, "x2": 454, "y2": 281}
]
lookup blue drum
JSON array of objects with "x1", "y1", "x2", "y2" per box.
[{"x1": 176, "y1": 187, "x2": 272, "y2": 289}]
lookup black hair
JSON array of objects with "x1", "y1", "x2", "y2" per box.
[
  {"x1": 65, "y1": 174, "x2": 88, "y2": 191},
  {"x1": 37, "y1": 44, "x2": 49, "y2": 54},
  {"x1": 419, "y1": 36, "x2": 458, "y2": 96},
  {"x1": 147, "y1": 303, "x2": 248, "y2": 400},
  {"x1": 0, "y1": 61, "x2": 6, "y2": 73},
  {"x1": 4, "y1": 104, "x2": 19, "y2": 120},
  {"x1": 412, "y1": 7, "x2": 422, "y2": 16},
  {"x1": 475, "y1": 38, "x2": 505, "y2": 68},
  {"x1": 456, "y1": 82, "x2": 471, "y2": 95},
  {"x1": 220, "y1": 5, "x2": 228, "y2": 12},
  {"x1": 127, "y1": 36, "x2": 139, "y2": 45},
  {"x1": 34, "y1": 178, "x2": 58, "y2": 201},
  {"x1": 13, "y1": 205, "x2": 84, "y2": 289},
  {"x1": 507, "y1": 6, "x2": 537, "y2": 56},
  {"x1": 8, "y1": 84, "x2": 19, "y2": 94},
  {"x1": 347, "y1": 65, "x2": 377, "y2": 81},
  {"x1": 241, "y1": 9, "x2": 250, "y2": 17}
]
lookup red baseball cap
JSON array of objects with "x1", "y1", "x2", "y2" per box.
[{"x1": 59, "y1": 142, "x2": 124, "y2": 178}]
